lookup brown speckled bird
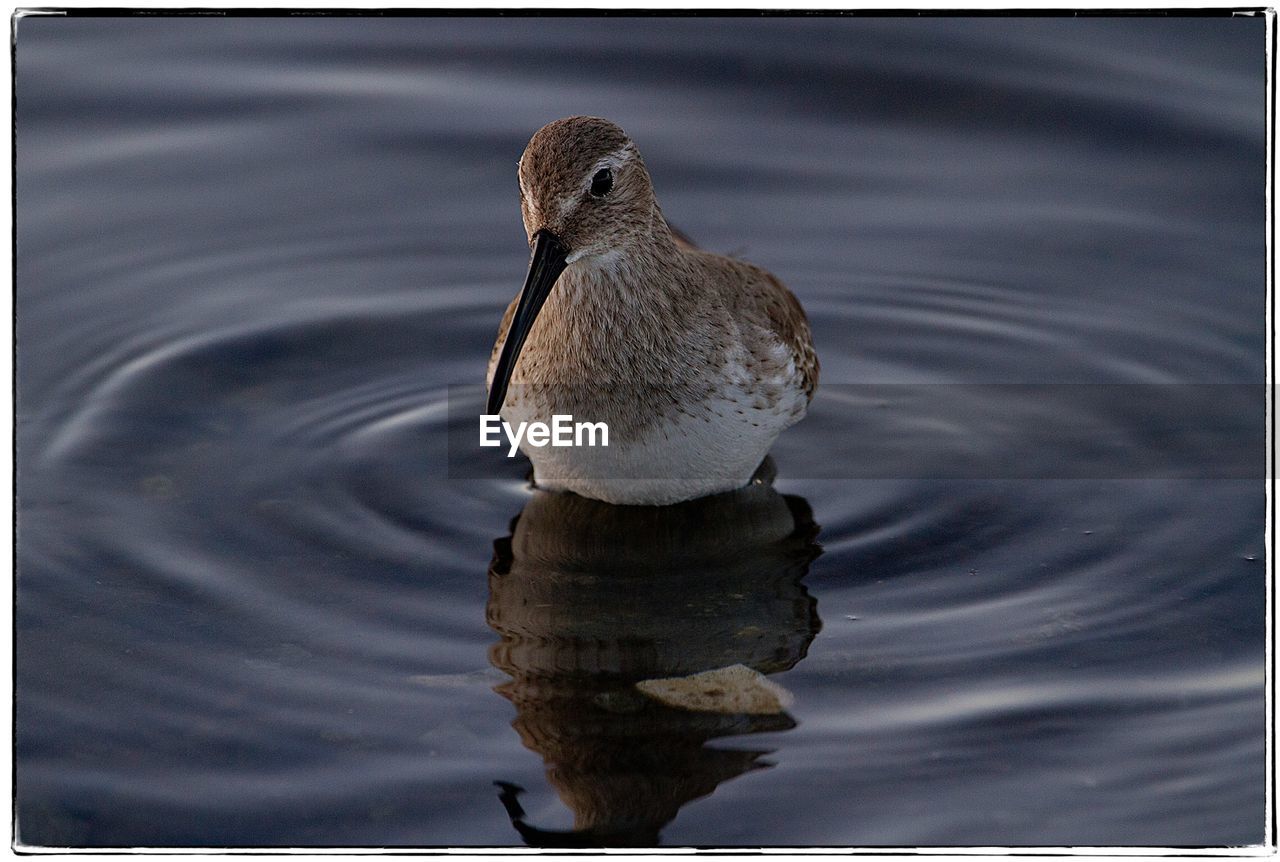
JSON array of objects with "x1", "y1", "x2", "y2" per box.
[{"x1": 487, "y1": 116, "x2": 818, "y2": 505}]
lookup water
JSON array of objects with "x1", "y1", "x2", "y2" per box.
[{"x1": 15, "y1": 13, "x2": 1268, "y2": 848}]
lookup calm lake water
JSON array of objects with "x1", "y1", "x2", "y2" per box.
[{"x1": 15, "y1": 13, "x2": 1268, "y2": 848}]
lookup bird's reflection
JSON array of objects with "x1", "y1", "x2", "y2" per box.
[{"x1": 486, "y1": 462, "x2": 822, "y2": 847}]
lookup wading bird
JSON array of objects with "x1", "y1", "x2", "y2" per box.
[{"x1": 487, "y1": 117, "x2": 818, "y2": 505}]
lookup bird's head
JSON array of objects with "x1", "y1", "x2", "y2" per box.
[
  {"x1": 487, "y1": 117, "x2": 663, "y2": 416},
  {"x1": 516, "y1": 116, "x2": 660, "y2": 265}
]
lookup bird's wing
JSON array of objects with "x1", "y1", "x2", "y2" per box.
[
  {"x1": 672, "y1": 230, "x2": 817, "y2": 405},
  {"x1": 762, "y1": 271, "x2": 820, "y2": 404},
  {"x1": 723, "y1": 261, "x2": 818, "y2": 405}
]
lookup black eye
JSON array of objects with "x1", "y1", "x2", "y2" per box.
[{"x1": 590, "y1": 167, "x2": 613, "y2": 198}]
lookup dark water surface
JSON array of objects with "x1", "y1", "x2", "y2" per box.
[{"x1": 15, "y1": 14, "x2": 1268, "y2": 847}]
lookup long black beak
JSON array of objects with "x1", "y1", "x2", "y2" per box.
[{"x1": 486, "y1": 230, "x2": 569, "y2": 416}]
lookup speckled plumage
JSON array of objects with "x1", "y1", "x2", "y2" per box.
[{"x1": 488, "y1": 117, "x2": 818, "y2": 505}]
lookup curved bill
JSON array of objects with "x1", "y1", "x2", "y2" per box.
[{"x1": 486, "y1": 230, "x2": 570, "y2": 416}]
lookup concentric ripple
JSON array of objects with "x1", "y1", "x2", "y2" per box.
[{"x1": 16, "y1": 13, "x2": 1266, "y2": 848}]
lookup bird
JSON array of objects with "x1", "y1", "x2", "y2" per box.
[{"x1": 486, "y1": 116, "x2": 818, "y2": 506}]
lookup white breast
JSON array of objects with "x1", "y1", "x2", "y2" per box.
[{"x1": 508, "y1": 378, "x2": 807, "y2": 506}]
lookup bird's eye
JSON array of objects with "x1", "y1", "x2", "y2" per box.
[{"x1": 590, "y1": 167, "x2": 613, "y2": 198}]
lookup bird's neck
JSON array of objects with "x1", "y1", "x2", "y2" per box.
[
  {"x1": 523, "y1": 229, "x2": 717, "y2": 385},
  {"x1": 555, "y1": 224, "x2": 690, "y2": 318}
]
